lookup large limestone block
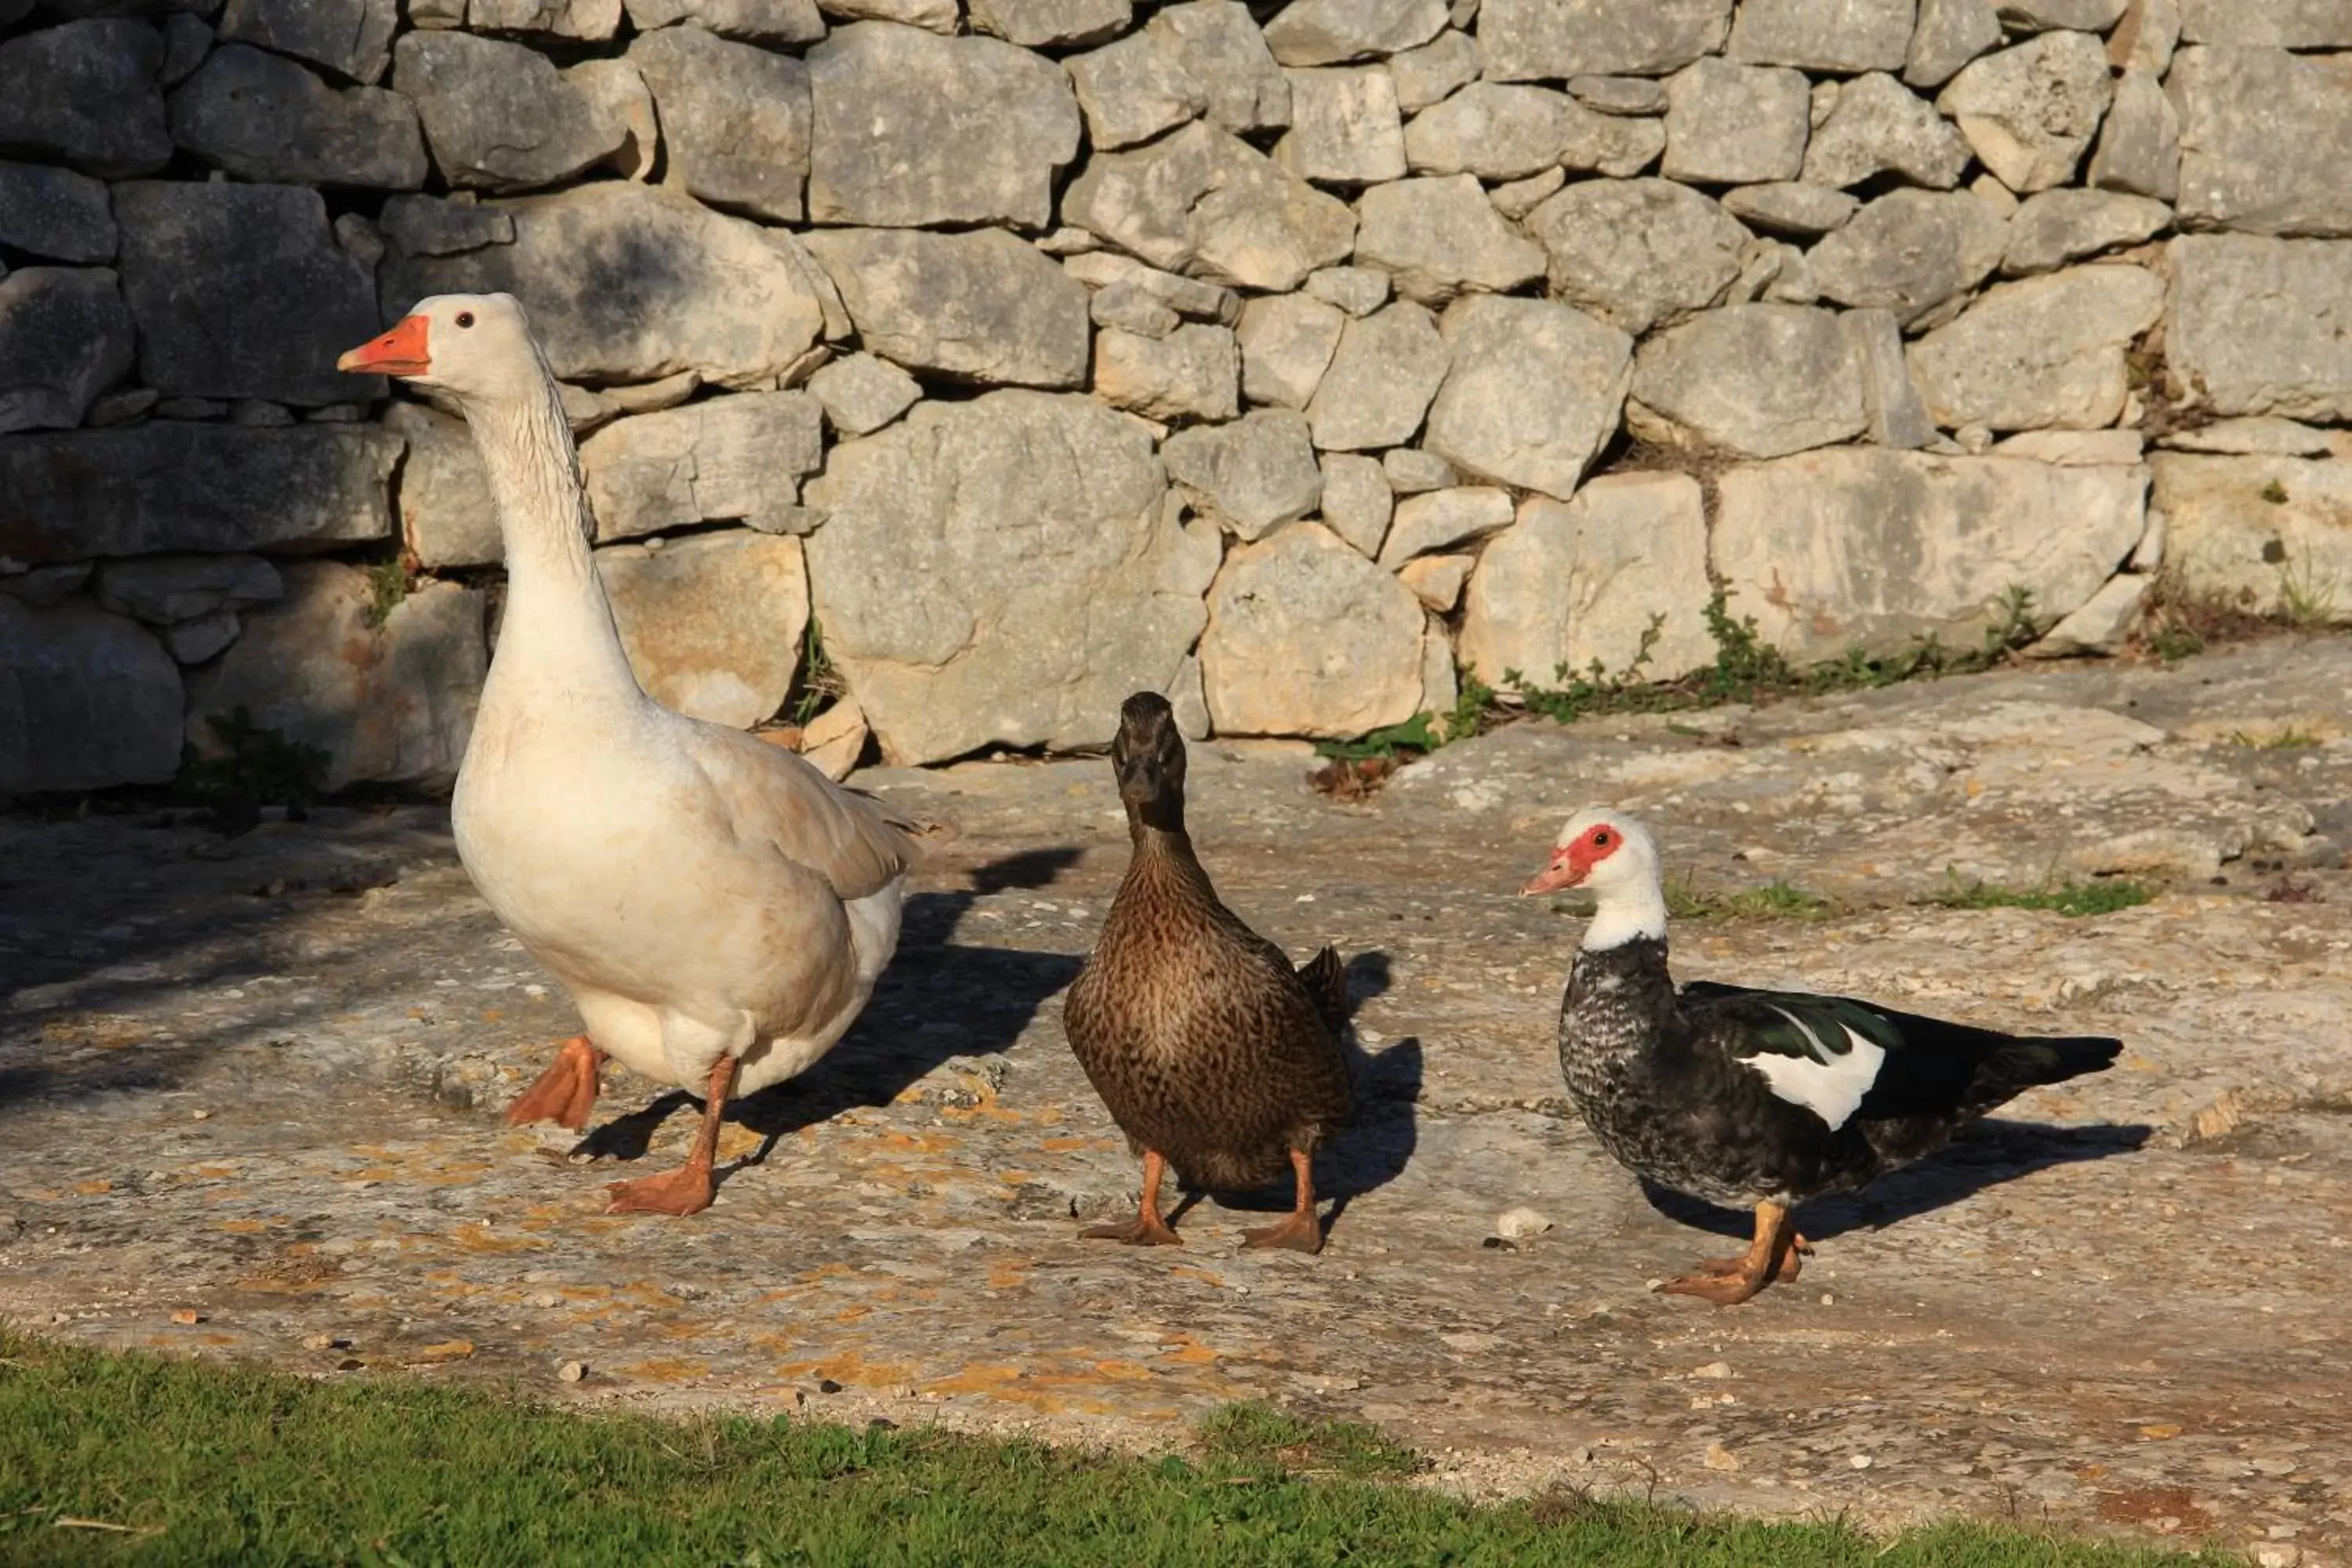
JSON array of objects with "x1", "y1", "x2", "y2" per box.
[
  {"x1": 1200, "y1": 522, "x2": 1426, "y2": 739},
  {"x1": 1424, "y1": 295, "x2": 1633, "y2": 500},
  {"x1": 1305, "y1": 301, "x2": 1448, "y2": 451},
  {"x1": 1801, "y1": 71, "x2": 1972, "y2": 190},
  {"x1": 1457, "y1": 475, "x2": 1715, "y2": 687},
  {"x1": 1403, "y1": 82, "x2": 1610, "y2": 181},
  {"x1": 2180, "y1": 0, "x2": 2352, "y2": 46},
  {"x1": 2087, "y1": 64, "x2": 2178, "y2": 201},
  {"x1": 385, "y1": 404, "x2": 498, "y2": 570},
  {"x1": 2151, "y1": 453, "x2": 2352, "y2": 623},
  {"x1": 2001, "y1": 189, "x2": 2171, "y2": 276},
  {"x1": 1065, "y1": 29, "x2": 1207, "y2": 151},
  {"x1": 1477, "y1": 0, "x2": 1730, "y2": 80},
  {"x1": 581, "y1": 394, "x2": 825, "y2": 543},
  {"x1": 381, "y1": 186, "x2": 826, "y2": 390},
  {"x1": 168, "y1": 45, "x2": 428, "y2": 190},
  {"x1": 393, "y1": 31, "x2": 626, "y2": 192},
  {"x1": 1062, "y1": 120, "x2": 1354, "y2": 292},
  {"x1": 1526, "y1": 178, "x2": 1750, "y2": 337},
  {"x1": 1160, "y1": 408, "x2": 1321, "y2": 539},
  {"x1": 2169, "y1": 45, "x2": 2352, "y2": 238},
  {"x1": 597, "y1": 532, "x2": 808, "y2": 728},
  {"x1": 1093, "y1": 323, "x2": 1239, "y2": 423},
  {"x1": 1808, "y1": 187, "x2": 2008, "y2": 325},
  {"x1": 1629, "y1": 304, "x2": 1866, "y2": 459},
  {"x1": 0, "y1": 19, "x2": 170, "y2": 178},
  {"x1": 0, "y1": 597, "x2": 182, "y2": 793},
  {"x1": 1908, "y1": 264, "x2": 2166, "y2": 432},
  {"x1": 0, "y1": 162, "x2": 116, "y2": 263},
  {"x1": 1936, "y1": 31, "x2": 2114, "y2": 194},
  {"x1": 218, "y1": 0, "x2": 400, "y2": 83},
  {"x1": 1728, "y1": 0, "x2": 1916, "y2": 72},
  {"x1": 0, "y1": 267, "x2": 136, "y2": 436},
  {"x1": 1711, "y1": 448, "x2": 2147, "y2": 662},
  {"x1": 805, "y1": 391, "x2": 1210, "y2": 764},
  {"x1": 804, "y1": 227, "x2": 1088, "y2": 389},
  {"x1": 1352, "y1": 175, "x2": 1545, "y2": 305},
  {"x1": 2165, "y1": 235, "x2": 2352, "y2": 422},
  {"x1": 1274, "y1": 66, "x2": 1406, "y2": 185},
  {"x1": 1145, "y1": 1, "x2": 1290, "y2": 133},
  {"x1": 185, "y1": 562, "x2": 486, "y2": 792},
  {"x1": 1236, "y1": 292, "x2": 1344, "y2": 408},
  {"x1": 628, "y1": 25, "x2": 809, "y2": 223},
  {"x1": 1662, "y1": 57, "x2": 1811, "y2": 185},
  {"x1": 1262, "y1": 0, "x2": 1446, "y2": 64},
  {"x1": 806, "y1": 21, "x2": 1080, "y2": 230}
]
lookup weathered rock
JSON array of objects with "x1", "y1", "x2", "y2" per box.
[
  {"x1": 93, "y1": 553, "x2": 279, "y2": 626},
  {"x1": 806, "y1": 22, "x2": 1078, "y2": 230},
  {"x1": 1909, "y1": 264, "x2": 2166, "y2": 432},
  {"x1": 1663, "y1": 58, "x2": 1810, "y2": 185},
  {"x1": 1201, "y1": 521, "x2": 1426, "y2": 738},
  {"x1": 1458, "y1": 474, "x2": 1715, "y2": 686},
  {"x1": 0, "y1": 19, "x2": 169, "y2": 178},
  {"x1": 2151, "y1": 453, "x2": 2352, "y2": 622},
  {"x1": 0, "y1": 162, "x2": 114, "y2": 263},
  {"x1": 115, "y1": 182, "x2": 381, "y2": 408},
  {"x1": 394, "y1": 32, "x2": 623, "y2": 192},
  {"x1": 1477, "y1": 0, "x2": 1730, "y2": 80},
  {"x1": 792, "y1": 694, "x2": 869, "y2": 781},
  {"x1": 1801, "y1": 71, "x2": 1972, "y2": 189},
  {"x1": 1568, "y1": 74, "x2": 1670, "y2": 114},
  {"x1": 381, "y1": 186, "x2": 827, "y2": 390},
  {"x1": 1558, "y1": 111, "x2": 1671, "y2": 178},
  {"x1": 818, "y1": 0, "x2": 958, "y2": 31},
  {"x1": 803, "y1": 229, "x2": 1088, "y2": 390},
  {"x1": 1063, "y1": 252, "x2": 1237, "y2": 323},
  {"x1": 159, "y1": 612, "x2": 241, "y2": 665},
  {"x1": 1383, "y1": 446, "x2": 1455, "y2": 493},
  {"x1": 1145, "y1": 0, "x2": 1290, "y2": 132},
  {"x1": 2165, "y1": 235, "x2": 2352, "y2": 423},
  {"x1": 1993, "y1": 426, "x2": 2146, "y2": 464},
  {"x1": 2086, "y1": 66, "x2": 2178, "y2": 201},
  {"x1": 383, "y1": 404, "x2": 498, "y2": 570},
  {"x1": 2180, "y1": 0, "x2": 2352, "y2": 46},
  {"x1": 1490, "y1": 167, "x2": 1569, "y2": 220},
  {"x1": 1398, "y1": 552, "x2": 1471, "y2": 612},
  {"x1": 1377, "y1": 485, "x2": 1512, "y2": 568},
  {"x1": 2170, "y1": 45, "x2": 2352, "y2": 238},
  {"x1": 806, "y1": 391, "x2": 1210, "y2": 764},
  {"x1": 466, "y1": 0, "x2": 624, "y2": 38},
  {"x1": 2002, "y1": 189, "x2": 2170, "y2": 275},
  {"x1": 168, "y1": 45, "x2": 428, "y2": 190},
  {"x1": 1065, "y1": 30, "x2": 1205, "y2": 151},
  {"x1": 0, "y1": 267, "x2": 135, "y2": 436},
  {"x1": 1403, "y1": 83, "x2": 1582, "y2": 180},
  {"x1": 1809, "y1": 188, "x2": 2009, "y2": 325},
  {"x1": 218, "y1": 0, "x2": 398, "y2": 83},
  {"x1": 1161, "y1": 408, "x2": 1321, "y2": 539},
  {"x1": 562, "y1": 58, "x2": 657, "y2": 182},
  {"x1": 1352, "y1": 175, "x2": 1544, "y2": 305},
  {"x1": 1904, "y1": 0, "x2": 2002, "y2": 88},
  {"x1": 1722, "y1": 181, "x2": 1860, "y2": 235},
  {"x1": 2161, "y1": 416, "x2": 2334, "y2": 458},
  {"x1": 0, "y1": 564, "x2": 91, "y2": 610},
  {"x1": 1318, "y1": 452, "x2": 1391, "y2": 556},
  {"x1": 1712, "y1": 448, "x2": 2148, "y2": 662},
  {"x1": 580, "y1": 394, "x2": 825, "y2": 544},
  {"x1": 1388, "y1": 30, "x2": 1479, "y2": 112},
  {"x1": 1091, "y1": 285, "x2": 1176, "y2": 338},
  {"x1": 1846, "y1": 307, "x2": 1935, "y2": 448},
  {"x1": 1305, "y1": 267, "x2": 1390, "y2": 317},
  {"x1": 1526, "y1": 178, "x2": 1750, "y2": 337},
  {"x1": 1305, "y1": 301, "x2": 1448, "y2": 451},
  {"x1": 2000, "y1": 0, "x2": 2129, "y2": 25},
  {"x1": 1063, "y1": 122, "x2": 1354, "y2": 292},
  {"x1": 597, "y1": 532, "x2": 807, "y2": 728},
  {"x1": 968, "y1": 0, "x2": 1128, "y2": 46},
  {"x1": 0, "y1": 597, "x2": 182, "y2": 793},
  {"x1": 1938, "y1": 31, "x2": 2114, "y2": 194},
  {"x1": 1425, "y1": 295, "x2": 1633, "y2": 499},
  {"x1": 622, "y1": 0, "x2": 826, "y2": 40},
  {"x1": 1629, "y1": 303, "x2": 1866, "y2": 459},
  {"x1": 1275, "y1": 67, "x2": 1406, "y2": 184},
  {"x1": 2108, "y1": 0, "x2": 2180, "y2": 70},
  {"x1": 808, "y1": 352, "x2": 920, "y2": 437},
  {"x1": 626, "y1": 26, "x2": 808, "y2": 223},
  {"x1": 2026, "y1": 570, "x2": 2149, "y2": 655},
  {"x1": 1728, "y1": 0, "x2": 1915, "y2": 72},
  {"x1": 185, "y1": 562, "x2": 485, "y2": 791},
  {"x1": 377, "y1": 195, "x2": 514, "y2": 258},
  {"x1": 1262, "y1": 0, "x2": 1445, "y2": 64},
  {"x1": 1093, "y1": 324, "x2": 1239, "y2": 423}
]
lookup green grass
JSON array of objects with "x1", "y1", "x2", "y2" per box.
[
  {"x1": 2228, "y1": 727, "x2": 2322, "y2": 750},
  {"x1": 1664, "y1": 877, "x2": 1838, "y2": 923},
  {"x1": 0, "y1": 1330, "x2": 2233, "y2": 1568},
  {"x1": 1924, "y1": 873, "x2": 2158, "y2": 918}
]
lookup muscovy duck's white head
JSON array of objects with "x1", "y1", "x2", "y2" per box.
[
  {"x1": 1522, "y1": 808, "x2": 1669, "y2": 951},
  {"x1": 337, "y1": 292, "x2": 550, "y2": 406}
]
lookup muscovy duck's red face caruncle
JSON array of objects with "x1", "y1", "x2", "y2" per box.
[{"x1": 1522, "y1": 816, "x2": 1628, "y2": 896}]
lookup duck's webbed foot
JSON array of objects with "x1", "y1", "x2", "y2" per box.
[
  {"x1": 603, "y1": 1056, "x2": 733, "y2": 1219},
  {"x1": 1240, "y1": 1148, "x2": 1326, "y2": 1254},
  {"x1": 504, "y1": 1034, "x2": 605, "y2": 1131},
  {"x1": 1082, "y1": 1149, "x2": 1182, "y2": 1246},
  {"x1": 1657, "y1": 1203, "x2": 1807, "y2": 1305}
]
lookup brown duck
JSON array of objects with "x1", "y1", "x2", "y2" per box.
[{"x1": 1062, "y1": 692, "x2": 1354, "y2": 1254}]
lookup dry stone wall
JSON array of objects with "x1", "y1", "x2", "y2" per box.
[{"x1": 3, "y1": 0, "x2": 2351, "y2": 792}]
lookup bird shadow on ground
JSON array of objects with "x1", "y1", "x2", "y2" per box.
[{"x1": 1636, "y1": 1119, "x2": 2154, "y2": 1243}]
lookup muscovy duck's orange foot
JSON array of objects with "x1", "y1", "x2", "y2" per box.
[
  {"x1": 1241, "y1": 1210, "x2": 1325, "y2": 1254},
  {"x1": 1677, "y1": 1234, "x2": 1809, "y2": 1284},
  {"x1": 504, "y1": 1035, "x2": 604, "y2": 1131},
  {"x1": 1657, "y1": 1265, "x2": 1776, "y2": 1305},
  {"x1": 1081, "y1": 1210, "x2": 1183, "y2": 1247},
  {"x1": 604, "y1": 1164, "x2": 714, "y2": 1217}
]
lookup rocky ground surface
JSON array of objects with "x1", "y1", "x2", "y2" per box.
[{"x1": 3, "y1": 636, "x2": 2350, "y2": 1564}]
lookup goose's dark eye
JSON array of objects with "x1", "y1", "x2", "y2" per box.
[{"x1": 456, "y1": 311, "x2": 475, "y2": 328}]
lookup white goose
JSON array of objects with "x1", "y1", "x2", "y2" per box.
[{"x1": 339, "y1": 293, "x2": 929, "y2": 1217}]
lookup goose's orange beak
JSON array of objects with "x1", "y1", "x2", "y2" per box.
[{"x1": 338, "y1": 314, "x2": 430, "y2": 376}]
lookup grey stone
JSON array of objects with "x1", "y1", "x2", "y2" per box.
[
  {"x1": 806, "y1": 23, "x2": 1079, "y2": 230},
  {"x1": 158, "y1": 11, "x2": 207, "y2": 85},
  {"x1": 1629, "y1": 303, "x2": 1867, "y2": 459},
  {"x1": 565, "y1": 57, "x2": 658, "y2": 183},
  {"x1": 2107, "y1": 0, "x2": 2180, "y2": 70},
  {"x1": 0, "y1": 597, "x2": 181, "y2": 793},
  {"x1": 0, "y1": 562, "x2": 89, "y2": 608},
  {"x1": 1808, "y1": 187, "x2": 2009, "y2": 325},
  {"x1": 1146, "y1": 1, "x2": 1289, "y2": 133},
  {"x1": 230, "y1": 399, "x2": 295, "y2": 429},
  {"x1": 1559, "y1": 109, "x2": 1670, "y2": 177},
  {"x1": 1846, "y1": 305, "x2": 1935, "y2": 447},
  {"x1": 1275, "y1": 67, "x2": 1406, "y2": 185},
  {"x1": 1062, "y1": 251, "x2": 1238, "y2": 321},
  {"x1": 218, "y1": 0, "x2": 397, "y2": 84},
  {"x1": 1201, "y1": 521, "x2": 1426, "y2": 738},
  {"x1": 2180, "y1": 0, "x2": 2352, "y2": 45},
  {"x1": 116, "y1": 182, "x2": 380, "y2": 408},
  {"x1": 1263, "y1": 0, "x2": 1445, "y2": 64},
  {"x1": 1712, "y1": 448, "x2": 2147, "y2": 662},
  {"x1": 2152, "y1": 452, "x2": 2352, "y2": 622},
  {"x1": 0, "y1": 268, "x2": 134, "y2": 436},
  {"x1": 1722, "y1": 181, "x2": 1860, "y2": 234},
  {"x1": 1162, "y1": 408, "x2": 1322, "y2": 539},
  {"x1": 622, "y1": 0, "x2": 826, "y2": 41},
  {"x1": 2001, "y1": 189, "x2": 2171, "y2": 275},
  {"x1": 394, "y1": 31, "x2": 624, "y2": 192},
  {"x1": 1905, "y1": 0, "x2": 2002, "y2": 87},
  {"x1": 0, "y1": 19, "x2": 169, "y2": 178},
  {"x1": 1569, "y1": 74, "x2": 1669, "y2": 114},
  {"x1": 185, "y1": 562, "x2": 485, "y2": 791},
  {"x1": 85, "y1": 388, "x2": 158, "y2": 427},
  {"x1": 1476, "y1": 0, "x2": 1730, "y2": 80},
  {"x1": 626, "y1": 27, "x2": 807, "y2": 223},
  {"x1": 337, "y1": 212, "x2": 387, "y2": 267},
  {"x1": 1382, "y1": 445, "x2": 1455, "y2": 492},
  {"x1": 1526, "y1": 177, "x2": 1750, "y2": 337},
  {"x1": 1065, "y1": 31, "x2": 1206, "y2": 151},
  {"x1": 580, "y1": 394, "x2": 824, "y2": 543},
  {"x1": 2024, "y1": 571, "x2": 2148, "y2": 657},
  {"x1": 1489, "y1": 167, "x2": 1567, "y2": 220},
  {"x1": 377, "y1": 194, "x2": 514, "y2": 258},
  {"x1": 1353, "y1": 174, "x2": 1544, "y2": 304},
  {"x1": 817, "y1": 0, "x2": 957, "y2": 28},
  {"x1": 1991, "y1": 426, "x2": 2145, "y2": 463},
  {"x1": 2158, "y1": 416, "x2": 2334, "y2": 458},
  {"x1": 1094, "y1": 285, "x2": 1181, "y2": 337},
  {"x1": 1377, "y1": 484, "x2": 1511, "y2": 567},
  {"x1": 154, "y1": 398, "x2": 227, "y2": 419},
  {"x1": 382, "y1": 186, "x2": 828, "y2": 390},
  {"x1": 804, "y1": 227, "x2": 1089, "y2": 390},
  {"x1": 1405, "y1": 82, "x2": 1601, "y2": 180},
  {"x1": 158, "y1": 610, "x2": 237, "y2": 663},
  {"x1": 1318, "y1": 452, "x2": 1391, "y2": 556},
  {"x1": 1425, "y1": 294, "x2": 1633, "y2": 499},
  {"x1": 1305, "y1": 266, "x2": 1391, "y2": 316},
  {"x1": 1937, "y1": 31, "x2": 2114, "y2": 194},
  {"x1": 1388, "y1": 30, "x2": 1479, "y2": 111},
  {"x1": 406, "y1": 0, "x2": 466, "y2": 24},
  {"x1": 1801, "y1": 70, "x2": 1972, "y2": 189},
  {"x1": 1062, "y1": 121, "x2": 1355, "y2": 292},
  {"x1": 1397, "y1": 553, "x2": 1472, "y2": 612},
  {"x1": 2170, "y1": 45, "x2": 2352, "y2": 238},
  {"x1": 1908, "y1": 263, "x2": 2167, "y2": 431},
  {"x1": 93, "y1": 553, "x2": 279, "y2": 624},
  {"x1": 168, "y1": 45, "x2": 427, "y2": 190},
  {"x1": 466, "y1": 0, "x2": 624, "y2": 38},
  {"x1": 968, "y1": 0, "x2": 1129, "y2": 46},
  {"x1": 597, "y1": 532, "x2": 806, "y2": 728},
  {"x1": 808, "y1": 390, "x2": 1210, "y2": 764},
  {"x1": 1998, "y1": 0, "x2": 2128, "y2": 27},
  {"x1": 1663, "y1": 58, "x2": 1811, "y2": 185},
  {"x1": 808, "y1": 352, "x2": 922, "y2": 436},
  {"x1": 0, "y1": 163, "x2": 115, "y2": 263},
  {"x1": 1237, "y1": 292, "x2": 1345, "y2": 408},
  {"x1": 383, "y1": 403, "x2": 498, "y2": 569},
  {"x1": 1306, "y1": 301, "x2": 1448, "y2": 451},
  {"x1": 1093, "y1": 323, "x2": 1238, "y2": 423},
  {"x1": 2086, "y1": 65, "x2": 2178, "y2": 201},
  {"x1": 1728, "y1": 0, "x2": 1916, "y2": 72},
  {"x1": 2165, "y1": 234, "x2": 2352, "y2": 423}
]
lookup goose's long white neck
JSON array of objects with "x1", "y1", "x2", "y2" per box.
[{"x1": 1581, "y1": 880, "x2": 1670, "y2": 952}]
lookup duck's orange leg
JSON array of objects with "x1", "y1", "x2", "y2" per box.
[
  {"x1": 1243, "y1": 1148, "x2": 1325, "y2": 1254},
  {"x1": 503, "y1": 1035, "x2": 604, "y2": 1131},
  {"x1": 1657, "y1": 1200, "x2": 1807, "y2": 1305},
  {"x1": 605, "y1": 1055, "x2": 735, "y2": 1217},
  {"x1": 1083, "y1": 1149, "x2": 1183, "y2": 1246}
]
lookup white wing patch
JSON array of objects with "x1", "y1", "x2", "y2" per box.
[{"x1": 1739, "y1": 1005, "x2": 1887, "y2": 1131}]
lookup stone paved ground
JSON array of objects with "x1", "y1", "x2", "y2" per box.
[{"x1": 4, "y1": 637, "x2": 2350, "y2": 1564}]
